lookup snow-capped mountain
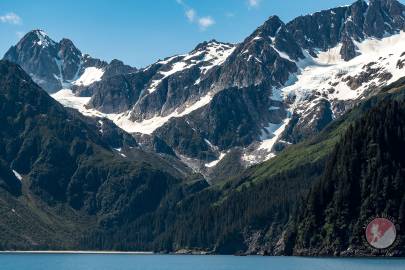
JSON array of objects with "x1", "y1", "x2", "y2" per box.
[
  {"x1": 4, "y1": 0, "x2": 405, "y2": 178},
  {"x1": 3, "y1": 30, "x2": 135, "y2": 93},
  {"x1": 286, "y1": 0, "x2": 405, "y2": 61},
  {"x1": 78, "y1": 40, "x2": 236, "y2": 116}
]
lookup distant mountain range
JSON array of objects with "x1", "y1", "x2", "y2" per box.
[{"x1": 0, "y1": 0, "x2": 404, "y2": 256}]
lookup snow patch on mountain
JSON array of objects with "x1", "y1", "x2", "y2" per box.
[
  {"x1": 12, "y1": 170, "x2": 23, "y2": 181},
  {"x1": 147, "y1": 41, "x2": 235, "y2": 92},
  {"x1": 271, "y1": 45, "x2": 295, "y2": 62},
  {"x1": 51, "y1": 28, "x2": 405, "y2": 170},
  {"x1": 51, "y1": 40, "x2": 237, "y2": 137},
  {"x1": 282, "y1": 31, "x2": 405, "y2": 117},
  {"x1": 34, "y1": 30, "x2": 55, "y2": 48},
  {"x1": 148, "y1": 61, "x2": 191, "y2": 93},
  {"x1": 242, "y1": 117, "x2": 291, "y2": 165},
  {"x1": 73, "y1": 67, "x2": 104, "y2": 86},
  {"x1": 242, "y1": 31, "x2": 405, "y2": 166},
  {"x1": 52, "y1": 89, "x2": 215, "y2": 135},
  {"x1": 205, "y1": 152, "x2": 226, "y2": 168},
  {"x1": 198, "y1": 42, "x2": 236, "y2": 74},
  {"x1": 116, "y1": 91, "x2": 215, "y2": 134},
  {"x1": 51, "y1": 89, "x2": 93, "y2": 114}
]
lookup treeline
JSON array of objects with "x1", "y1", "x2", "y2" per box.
[
  {"x1": 81, "y1": 93, "x2": 405, "y2": 256},
  {"x1": 80, "y1": 160, "x2": 325, "y2": 254},
  {"x1": 291, "y1": 99, "x2": 405, "y2": 256}
]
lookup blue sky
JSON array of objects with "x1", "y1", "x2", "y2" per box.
[{"x1": 0, "y1": 0, "x2": 403, "y2": 68}]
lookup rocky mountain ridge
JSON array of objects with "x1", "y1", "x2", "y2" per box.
[
  {"x1": 4, "y1": 0, "x2": 405, "y2": 178},
  {"x1": 3, "y1": 30, "x2": 136, "y2": 93},
  {"x1": 0, "y1": 59, "x2": 199, "y2": 248}
]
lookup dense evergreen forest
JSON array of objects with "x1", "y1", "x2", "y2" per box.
[
  {"x1": 291, "y1": 98, "x2": 405, "y2": 256},
  {"x1": 1, "y1": 59, "x2": 404, "y2": 255},
  {"x1": 80, "y1": 87, "x2": 405, "y2": 256}
]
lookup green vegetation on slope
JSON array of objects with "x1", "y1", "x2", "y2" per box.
[
  {"x1": 1, "y1": 59, "x2": 404, "y2": 255},
  {"x1": 291, "y1": 97, "x2": 405, "y2": 256}
]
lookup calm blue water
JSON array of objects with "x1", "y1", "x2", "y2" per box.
[{"x1": 0, "y1": 254, "x2": 404, "y2": 270}]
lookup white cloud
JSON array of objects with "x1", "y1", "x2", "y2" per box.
[
  {"x1": 176, "y1": 0, "x2": 215, "y2": 30},
  {"x1": 248, "y1": 0, "x2": 260, "y2": 8},
  {"x1": 186, "y1": 9, "x2": 196, "y2": 22},
  {"x1": 0, "y1": 12, "x2": 22, "y2": 25},
  {"x1": 198, "y1": 16, "x2": 215, "y2": 30}
]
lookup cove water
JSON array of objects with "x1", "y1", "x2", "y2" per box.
[{"x1": 0, "y1": 254, "x2": 404, "y2": 270}]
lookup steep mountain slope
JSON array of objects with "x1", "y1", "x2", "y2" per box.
[
  {"x1": 1, "y1": 0, "x2": 404, "y2": 253},
  {"x1": 1, "y1": 65, "x2": 403, "y2": 255},
  {"x1": 77, "y1": 77, "x2": 405, "y2": 255},
  {"x1": 286, "y1": 0, "x2": 405, "y2": 60},
  {"x1": 0, "y1": 60, "x2": 194, "y2": 249},
  {"x1": 3, "y1": 30, "x2": 135, "y2": 93},
  {"x1": 290, "y1": 91, "x2": 405, "y2": 256},
  {"x1": 9, "y1": 0, "x2": 401, "y2": 178}
]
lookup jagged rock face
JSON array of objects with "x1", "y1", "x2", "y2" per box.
[
  {"x1": 340, "y1": 35, "x2": 358, "y2": 61},
  {"x1": 364, "y1": 0, "x2": 405, "y2": 37},
  {"x1": 103, "y1": 59, "x2": 136, "y2": 78},
  {"x1": 3, "y1": 30, "x2": 135, "y2": 94},
  {"x1": 128, "y1": 41, "x2": 236, "y2": 121},
  {"x1": 130, "y1": 64, "x2": 204, "y2": 121},
  {"x1": 153, "y1": 83, "x2": 287, "y2": 169},
  {"x1": 58, "y1": 38, "x2": 83, "y2": 80},
  {"x1": 155, "y1": 117, "x2": 217, "y2": 161},
  {"x1": 84, "y1": 63, "x2": 160, "y2": 113},
  {"x1": 282, "y1": 100, "x2": 333, "y2": 144},
  {"x1": 3, "y1": 30, "x2": 62, "y2": 92},
  {"x1": 3, "y1": 30, "x2": 104, "y2": 93},
  {"x1": 72, "y1": 59, "x2": 138, "y2": 97},
  {"x1": 0, "y1": 60, "x2": 187, "y2": 214},
  {"x1": 286, "y1": 0, "x2": 405, "y2": 60},
  {"x1": 217, "y1": 16, "x2": 302, "y2": 90},
  {"x1": 86, "y1": 74, "x2": 145, "y2": 114},
  {"x1": 83, "y1": 40, "x2": 236, "y2": 118},
  {"x1": 191, "y1": 85, "x2": 284, "y2": 150},
  {"x1": 6, "y1": 0, "x2": 405, "y2": 174},
  {"x1": 140, "y1": 17, "x2": 303, "y2": 167}
]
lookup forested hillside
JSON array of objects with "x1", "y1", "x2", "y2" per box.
[
  {"x1": 291, "y1": 96, "x2": 405, "y2": 256},
  {"x1": 79, "y1": 79, "x2": 405, "y2": 256}
]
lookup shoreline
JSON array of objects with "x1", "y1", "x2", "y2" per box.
[
  {"x1": 0, "y1": 251, "x2": 404, "y2": 258},
  {"x1": 0, "y1": 250, "x2": 154, "y2": 255}
]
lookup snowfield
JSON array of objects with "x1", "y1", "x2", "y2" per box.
[
  {"x1": 52, "y1": 41, "x2": 236, "y2": 135},
  {"x1": 146, "y1": 41, "x2": 235, "y2": 93},
  {"x1": 243, "y1": 31, "x2": 405, "y2": 165},
  {"x1": 284, "y1": 31, "x2": 405, "y2": 107},
  {"x1": 52, "y1": 31, "x2": 405, "y2": 167},
  {"x1": 52, "y1": 89, "x2": 216, "y2": 135},
  {"x1": 73, "y1": 67, "x2": 104, "y2": 86}
]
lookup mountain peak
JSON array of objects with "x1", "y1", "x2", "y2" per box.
[
  {"x1": 59, "y1": 38, "x2": 75, "y2": 47},
  {"x1": 3, "y1": 30, "x2": 111, "y2": 93},
  {"x1": 20, "y1": 29, "x2": 56, "y2": 48},
  {"x1": 29, "y1": 29, "x2": 48, "y2": 38},
  {"x1": 192, "y1": 39, "x2": 233, "y2": 53},
  {"x1": 260, "y1": 15, "x2": 285, "y2": 37},
  {"x1": 285, "y1": 0, "x2": 405, "y2": 60},
  {"x1": 58, "y1": 38, "x2": 82, "y2": 59}
]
